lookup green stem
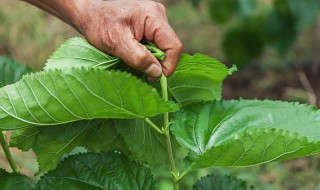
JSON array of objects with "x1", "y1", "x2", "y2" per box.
[
  {"x1": 144, "y1": 118, "x2": 164, "y2": 135},
  {"x1": 146, "y1": 44, "x2": 166, "y2": 61},
  {"x1": 160, "y1": 75, "x2": 179, "y2": 190},
  {"x1": 160, "y1": 75, "x2": 169, "y2": 129},
  {"x1": 0, "y1": 131, "x2": 19, "y2": 173}
]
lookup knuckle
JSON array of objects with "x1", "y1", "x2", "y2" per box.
[{"x1": 156, "y1": 2, "x2": 166, "y2": 12}]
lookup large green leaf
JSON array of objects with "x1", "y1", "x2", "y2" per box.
[
  {"x1": 0, "y1": 169, "x2": 34, "y2": 190},
  {"x1": 0, "y1": 56, "x2": 31, "y2": 87},
  {"x1": 193, "y1": 174, "x2": 254, "y2": 190},
  {"x1": 172, "y1": 100, "x2": 320, "y2": 169},
  {"x1": 10, "y1": 120, "x2": 128, "y2": 172},
  {"x1": 168, "y1": 54, "x2": 228, "y2": 106},
  {"x1": 0, "y1": 68, "x2": 178, "y2": 130},
  {"x1": 36, "y1": 152, "x2": 156, "y2": 190},
  {"x1": 44, "y1": 37, "x2": 121, "y2": 70},
  {"x1": 115, "y1": 116, "x2": 168, "y2": 166}
]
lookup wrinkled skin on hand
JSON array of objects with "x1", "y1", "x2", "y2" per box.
[
  {"x1": 23, "y1": 0, "x2": 183, "y2": 80},
  {"x1": 77, "y1": 1, "x2": 183, "y2": 79}
]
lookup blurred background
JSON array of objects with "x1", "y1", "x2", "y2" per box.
[{"x1": 1, "y1": 0, "x2": 320, "y2": 189}]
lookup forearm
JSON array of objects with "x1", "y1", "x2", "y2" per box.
[{"x1": 20, "y1": 0, "x2": 84, "y2": 32}]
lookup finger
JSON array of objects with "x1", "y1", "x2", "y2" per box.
[
  {"x1": 147, "y1": 76, "x2": 159, "y2": 82},
  {"x1": 112, "y1": 30, "x2": 163, "y2": 78},
  {"x1": 144, "y1": 20, "x2": 183, "y2": 77}
]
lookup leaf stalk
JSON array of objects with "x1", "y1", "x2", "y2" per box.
[
  {"x1": 0, "y1": 131, "x2": 19, "y2": 173},
  {"x1": 144, "y1": 118, "x2": 164, "y2": 135}
]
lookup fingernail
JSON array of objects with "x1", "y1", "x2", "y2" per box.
[{"x1": 145, "y1": 64, "x2": 162, "y2": 77}]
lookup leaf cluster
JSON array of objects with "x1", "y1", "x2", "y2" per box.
[{"x1": 1, "y1": 37, "x2": 320, "y2": 189}]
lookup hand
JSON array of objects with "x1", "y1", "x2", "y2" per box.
[{"x1": 73, "y1": 0, "x2": 183, "y2": 79}]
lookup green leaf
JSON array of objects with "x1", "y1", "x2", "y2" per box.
[
  {"x1": 81, "y1": 120, "x2": 128, "y2": 153},
  {"x1": 168, "y1": 54, "x2": 228, "y2": 106},
  {"x1": 36, "y1": 152, "x2": 156, "y2": 190},
  {"x1": 44, "y1": 37, "x2": 121, "y2": 70},
  {"x1": 172, "y1": 100, "x2": 320, "y2": 169},
  {"x1": 0, "y1": 169, "x2": 34, "y2": 190},
  {"x1": 0, "y1": 68, "x2": 179, "y2": 130},
  {"x1": 11, "y1": 120, "x2": 129, "y2": 172},
  {"x1": 193, "y1": 174, "x2": 255, "y2": 190},
  {"x1": 10, "y1": 127, "x2": 39, "y2": 151},
  {"x1": 34, "y1": 120, "x2": 100, "y2": 172},
  {"x1": 0, "y1": 56, "x2": 31, "y2": 87},
  {"x1": 115, "y1": 116, "x2": 168, "y2": 166}
]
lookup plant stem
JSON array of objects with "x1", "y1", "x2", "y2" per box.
[
  {"x1": 144, "y1": 118, "x2": 164, "y2": 134},
  {"x1": 160, "y1": 74, "x2": 179, "y2": 190},
  {"x1": 0, "y1": 131, "x2": 19, "y2": 173},
  {"x1": 160, "y1": 75, "x2": 169, "y2": 128},
  {"x1": 146, "y1": 44, "x2": 166, "y2": 61}
]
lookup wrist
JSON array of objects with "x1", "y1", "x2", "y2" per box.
[{"x1": 59, "y1": 0, "x2": 88, "y2": 34}]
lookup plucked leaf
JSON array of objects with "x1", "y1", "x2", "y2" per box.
[
  {"x1": 44, "y1": 37, "x2": 121, "y2": 70},
  {"x1": 193, "y1": 174, "x2": 254, "y2": 190},
  {"x1": 168, "y1": 54, "x2": 228, "y2": 106},
  {"x1": 115, "y1": 116, "x2": 168, "y2": 166},
  {"x1": 36, "y1": 152, "x2": 156, "y2": 190},
  {"x1": 172, "y1": 100, "x2": 320, "y2": 169},
  {"x1": 0, "y1": 56, "x2": 31, "y2": 87},
  {"x1": 0, "y1": 68, "x2": 179, "y2": 130},
  {"x1": 0, "y1": 169, "x2": 34, "y2": 190}
]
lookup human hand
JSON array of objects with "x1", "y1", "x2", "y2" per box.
[{"x1": 72, "y1": 0, "x2": 183, "y2": 80}]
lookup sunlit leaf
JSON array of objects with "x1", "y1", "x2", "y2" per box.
[
  {"x1": 0, "y1": 69, "x2": 179, "y2": 130},
  {"x1": 168, "y1": 54, "x2": 228, "y2": 106},
  {"x1": 44, "y1": 37, "x2": 121, "y2": 70},
  {"x1": 172, "y1": 100, "x2": 320, "y2": 170}
]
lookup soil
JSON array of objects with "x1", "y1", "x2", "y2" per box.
[{"x1": 223, "y1": 66, "x2": 320, "y2": 107}]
